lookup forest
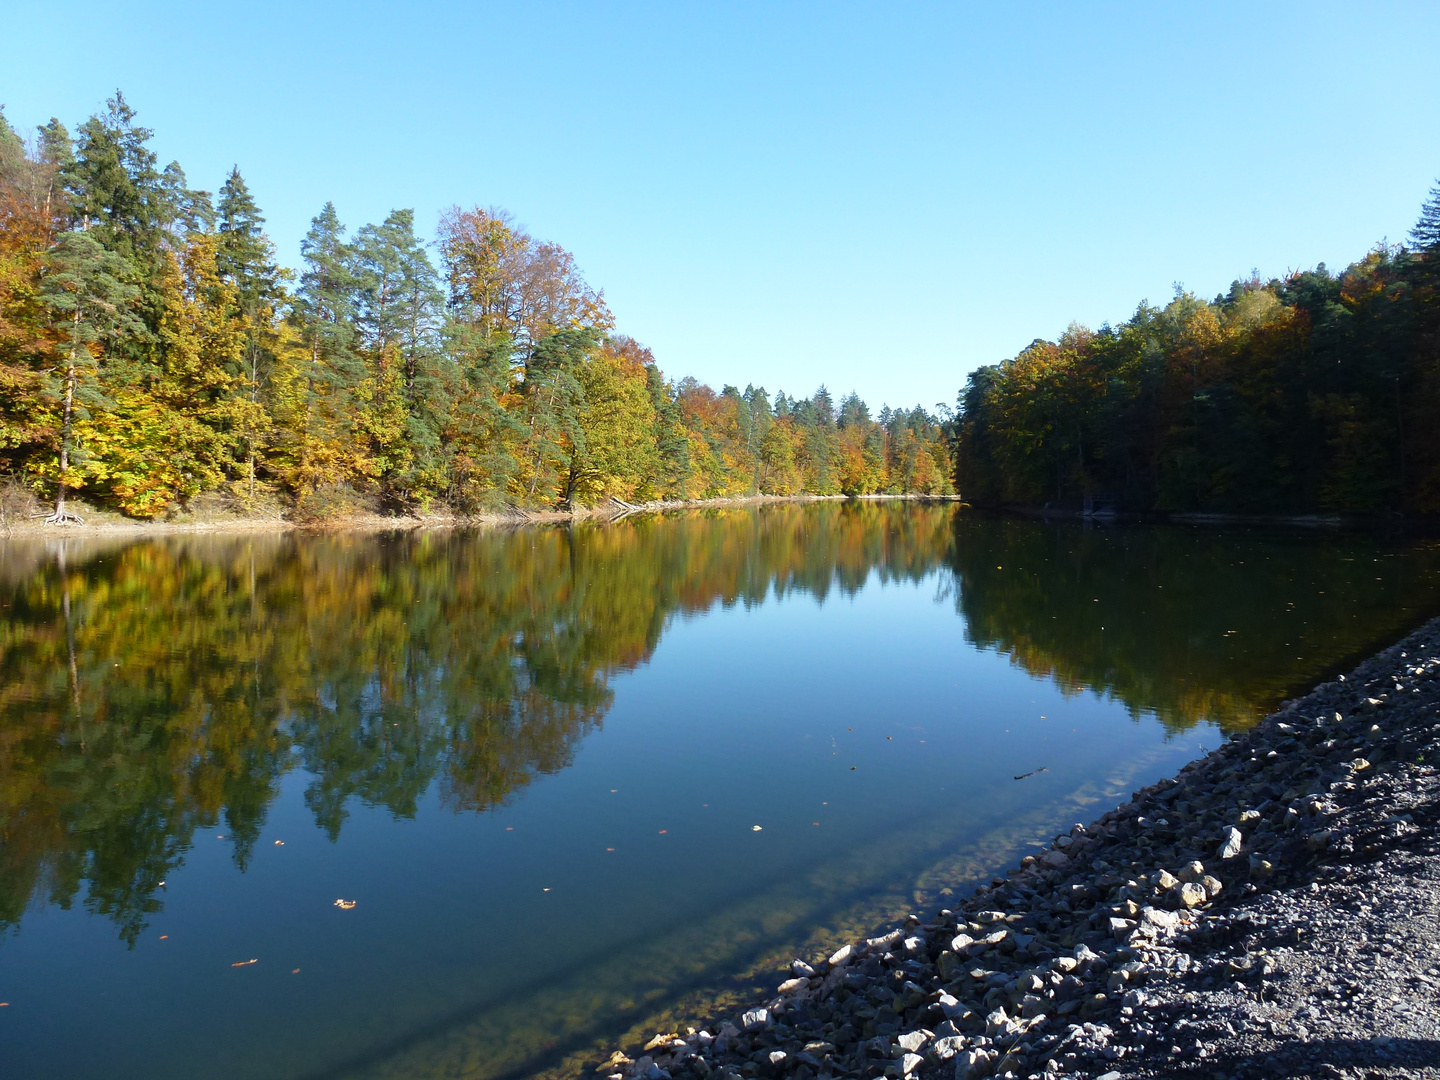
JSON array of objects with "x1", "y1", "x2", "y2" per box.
[
  {"x1": 0, "y1": 94, "x2": 953, "y2": 523},
  {"x1": 955, "y1": 184, "x2": 1440, "y2": 516}
]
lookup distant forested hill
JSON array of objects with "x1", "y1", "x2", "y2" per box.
[{"x1": 955, "y1": 185, "x2": 1440, "y2": 516}]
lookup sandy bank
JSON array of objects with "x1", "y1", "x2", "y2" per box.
[{"x1": 1, "y1": 493, "x2": 961, "y2": 540}]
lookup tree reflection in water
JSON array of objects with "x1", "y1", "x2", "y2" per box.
[
  {"x1": 0, "y1": 503, "x2": 956, "y2": 943},
  {"x1": 3, "y1": 506, "x2": 1438, "y2": 946},
  {"x1": 948, "y1": 517, "x2": 1440, "y2": 734}
]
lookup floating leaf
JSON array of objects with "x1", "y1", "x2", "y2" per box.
[
  {"x1": 333, "y1": 899, "x2": 357, "y2": 910},
  {"x1": 231, "y1": 959, "x2": 258, "y2": 968}
]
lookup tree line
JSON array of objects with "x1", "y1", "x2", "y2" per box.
[
  {"x1": 0, "y1": 94, "x2": 953, "y2": 523},
  {"x1": 955, "y1": 184, "x2": 1440, "y2": 516}
]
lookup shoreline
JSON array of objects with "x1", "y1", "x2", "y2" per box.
[
  {"x1": 0, "y1": 493, "x2": 963, "y2": 541},
  {"x1": 977, "y1": 502, "x2": 1431, "y2": 533},
  {"x1": 596, "y1": 617, "x2": 1440, "y2": 1080}
]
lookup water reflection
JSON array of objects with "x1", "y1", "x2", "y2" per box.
[
  {"x1": 3, "y1": 506, "x2": 1439, "y2": 956},
  {"x1": 949, "y1": 517, "x2": 1440, "y2": 731},
  {"x1": 0, "y1": 504, "x2": 956, "y2": 944}
]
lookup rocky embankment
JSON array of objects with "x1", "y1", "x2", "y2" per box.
[{"x1": 593, "y1": 617, "x2": 1440, "y2": 1080}]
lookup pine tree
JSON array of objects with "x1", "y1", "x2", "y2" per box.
[
  {"x1": 349, "y1": 209, "x2": 448, "y2": 503},
  {"x1": 1412, "y1": 180, "x2": 1440, "y2": 251},
  {"x1": 520, "y1": 327, "x2": 596, "y2": 499},
  {"x1": 295, "y1": 202, "x2": 359, "y2": 378},
  {"x1": 160, "y1": 162, "x2": 214, "y2": 237},
  {"x1": 216, "y1": 167, "x2": 281, "y2": 311},
  {"x1": 37, "y1": 230, "x2": 144, "y2": 521},
  {"x1": 216, "y1": 167, "x2": 282, "y2": 503},
  {"x1": 64, "y1": 93, "x2": 172, "y2": 267}
]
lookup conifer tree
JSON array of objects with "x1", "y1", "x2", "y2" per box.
[
  {"x1": 1412, "y1": 180, "x2": 1440, "y2": 252},
  {"x1": 63, "y1": 93, "x2": 173, "y2": 269},
  {"x1": 216, "y1": 167, "x2": 283, "y2": 502},
  {"x1": 37, "y1": 230, "x2": 144, "y2": 521}
]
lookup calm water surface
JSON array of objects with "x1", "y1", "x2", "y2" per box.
[{"x1": 3, "y1": 505, "x2": 1439, "y2": 1080}]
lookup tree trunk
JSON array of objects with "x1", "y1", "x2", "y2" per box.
[
  {"x1": 50, "y1": 312, "x2": 81, "y2": 524},
  {"x1": 247, "y1": 328, "x2": 259, "y2": 503}
]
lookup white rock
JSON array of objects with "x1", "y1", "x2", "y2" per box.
[
  {"x1": 828, "y1": 944, "x2": 854, "y2": 967},
  {"x1": 937, "y1": 992, "x2": 964, "y2": 1017},
  {"x1": 866, "y1": 929, "x2": 903, "y2": 950},
  {"x1": 984, "y1": 1007, "x2": 1009, "y2": 1036},
  {"x1": 901, "y1": 1052, "x2": 924, "y2": 1075},
  {"x1": 777, "y1": 977, "x2": 807, "y2": 994},
  {"x1": 1219, "y1": 826, "x2": 1243, "y2": 860},
  {"x1": 903, "y1": 935, "x2": 926, "y2": 954},
  {"x1": 790, "y1": 960, "x2": 817, "y2": 978},
  {"x1": 1175, "y1": 881, "x2": 1208, "y2": 908},
  {"x1": 896, "y1": 1030, "x2": 929, "y2": 1053},
  {"x1": 1141, "y1": 906, "x2": 1179, "y2": 930},
  {"x1": 950, "y1": 932, "x2": 975, "y2": 952},
  {"x1": 932, "y1": 1035, "x2": 966, "y2": 1060},
  {"x1": 955, "y1": 1047, "x2": 995, "y2": 1079},
  {"x1": 740, "y1": 1007, "x2": 769, "y2": 1030}
]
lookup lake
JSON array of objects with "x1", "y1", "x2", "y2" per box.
[{"x1": 2, "y1": 504, "x2": 1439, "y2": 1080}]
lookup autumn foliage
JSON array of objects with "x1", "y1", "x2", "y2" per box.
[
  {"x1": 0, "y1": 97, "x2": 951, "y2": 520},
  {"x1": 955, "y1": 183, "x2": 1440, "y2": 516}
]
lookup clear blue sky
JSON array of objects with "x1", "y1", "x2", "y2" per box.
[{"x1": 4, "y1": 2, "x2": 1438, "y2": 410}]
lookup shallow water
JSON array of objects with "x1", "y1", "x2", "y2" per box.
[{"x1": 2, "y1": 505, "x2": 1438, "y2": 1080}]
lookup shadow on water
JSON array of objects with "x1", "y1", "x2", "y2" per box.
[{"x1": 948, "y1": 515, "x2": 1440, "y2": 732}]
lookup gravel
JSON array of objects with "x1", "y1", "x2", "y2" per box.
[{"x1": 591, "y1": 616, "x2": 1440, "y2": 1080}]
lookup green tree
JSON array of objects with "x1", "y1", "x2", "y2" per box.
[
  {"x1": 216, "y1": 167, "x2": 283, "y2": 503},
  {"x1": 519, "y1": 327, "x2": 596, "y2": 500},
  {"x1": 1412, "y1": 180, "x2": 1440, "y2": 252},
  {"x1": 36, "y1": 230, "x2": 144, "y2": 521}
]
